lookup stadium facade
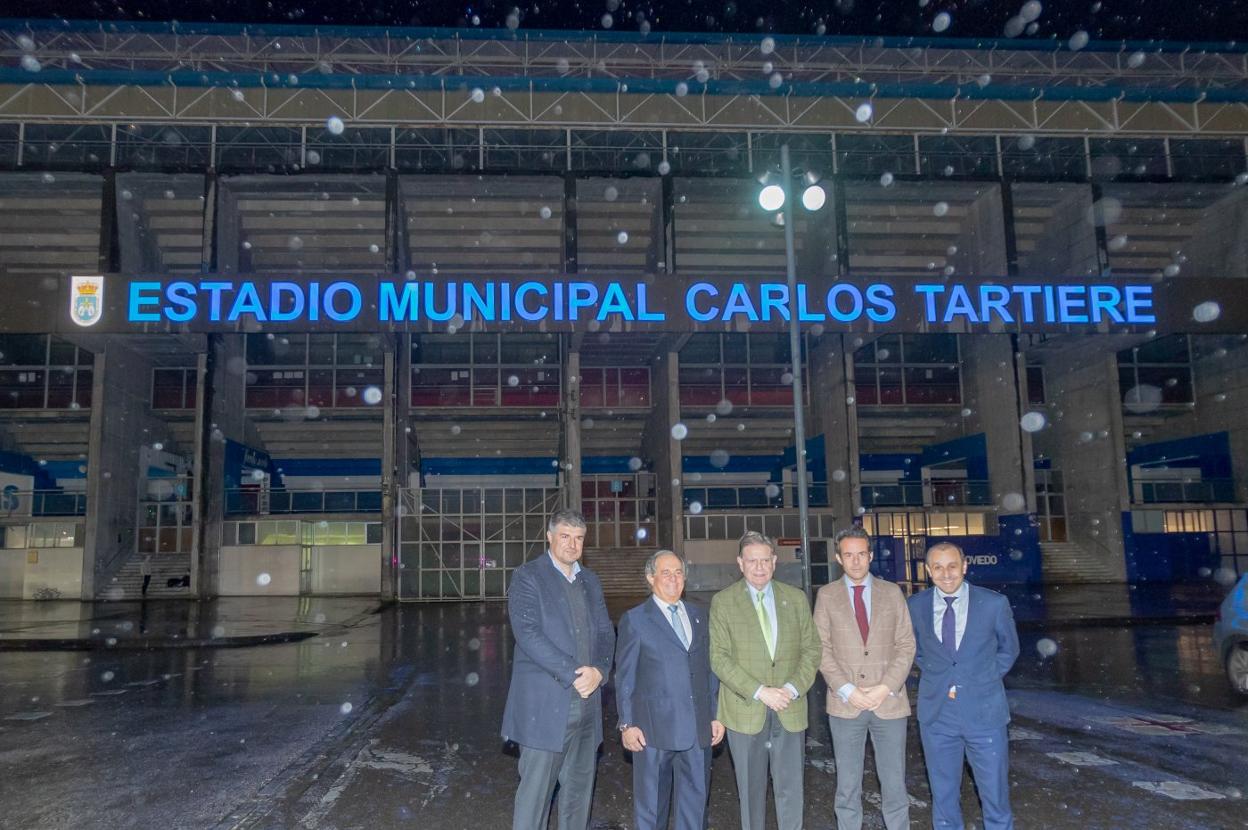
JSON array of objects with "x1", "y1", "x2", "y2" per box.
[{"x1": 0, "y1": 19, "x2": 1246, "y2": 601}]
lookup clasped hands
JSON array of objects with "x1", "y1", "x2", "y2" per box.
[
  {"x1": 757, "y1": 685, "x2": 795, "y2": 712},
  {"x1": 847, "y1": 684, "x2": 892, "y2": 712}
]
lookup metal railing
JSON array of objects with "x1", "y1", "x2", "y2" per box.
[
  {"x1": 860, "y1": 480, "x2": 991, "y2": 508},
  {"x1": 225, "y1": 488, "x2": 382, "y2": 516},
  {"x1": 1133, "y1": 478, "x2": 1236, "y2": 505},
  {"x1": 682, "y1": 482, "x2": 830, "y2": 511}
]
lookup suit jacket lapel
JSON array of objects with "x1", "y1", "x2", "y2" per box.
[
  {"x1": 646, "y1": 596, "x2": 687, "y2": 650},
  {"x1": 537, "y1": 555, "x2": 575, "y2": 632}
]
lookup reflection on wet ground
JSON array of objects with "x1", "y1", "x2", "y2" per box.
[{"x1": 0, "y1": 587, "x2": 1243, "y2": 829}]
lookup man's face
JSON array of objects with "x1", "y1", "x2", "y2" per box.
[
  {"x1": 547, "y1": 522, "x2": 586, "y2": 569},
  {"x1": 737, "y1": 543, "x2": 776, "y2": 591},
  {"x1": 836, "y1": 536, "x2": 872, "y2": 583},
  {"x1": 647, "y1": 553, "x2": 685, "y2": 605},
  {"x1": 927, "y1": 546, "x2": 968, "y2": 595}
]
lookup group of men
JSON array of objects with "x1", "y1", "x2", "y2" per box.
[{"x1": 502, "y1": 508, "x2": 1021, "y2": 830}]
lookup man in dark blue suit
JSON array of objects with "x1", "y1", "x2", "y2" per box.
[
  {"x1": 908, "y1": 542, "x2": 1020, "y2": 830},
  {"x1": 502, "y1": 508, "x2": 616, "y2": 830},
  {"x1": 615, "y1": 550, "x2": 725, "y2": 830}
]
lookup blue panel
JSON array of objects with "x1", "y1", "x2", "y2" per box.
[
  {"x1": 860, "y1": 453, "x2": 922, "y2": 480},
  {"x1": 1122, "y1": 513, "x2": 1219, "y2": 582},
  {"x1": 683, "y1": 455, "x2": 782, "y2": 474},
  {"x1": 1127, "y1": 432, "x2": 1232, "y2": 478},
  {"x1": 0, "y1": 450, "x2": 58, "y2": 489},
  {"x1": 921, "y1": 433, "x2": 989, "y2": 481},
  {"x1": 274, "y1": 458, "x2": 381, "y2": 477},
  {"x1": 924, "y1": 514, "x2": 1042, "y2": 585}
]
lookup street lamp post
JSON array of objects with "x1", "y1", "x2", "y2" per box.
[
  {"x1": 757, "y1": 146, "x2": 824, "y2": 601},
  {"x1": 780, "y1": 144, "x2": 813, "y2": 603}
]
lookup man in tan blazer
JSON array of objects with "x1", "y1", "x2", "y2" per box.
[
  {"x1": 710, "y1": 530, "x2": 821, "y2": 830},
  {"x1": 813, "y1": 526, "x2": 916, "y2": 830}
]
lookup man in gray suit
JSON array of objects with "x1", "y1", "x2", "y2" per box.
[
  {"x1": 501, "y1": 508, "x2": 616, "y2": 830},
  {"x1": 814, "y1": 527, "x2": 916, "y2": 830},
  {"x1": 616, "y1": 550, "x2": 725, "y2": 830}
]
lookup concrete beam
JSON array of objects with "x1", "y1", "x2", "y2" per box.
[{"x1": 641, "y1": 349, "x2": 683, "y2": 552}]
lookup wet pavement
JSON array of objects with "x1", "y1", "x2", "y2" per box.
[{"x1": 0, "y1": 583, "x2": 1243, "y2": 829}]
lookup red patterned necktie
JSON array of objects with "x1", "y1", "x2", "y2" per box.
[{"x1": 852, "y1": 584, "x2": 869, "y2": 644}]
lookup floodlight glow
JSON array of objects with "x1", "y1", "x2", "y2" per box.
[
  {"x1": 801, "y1": 185, "x2": 827, "y2": 211},
  {"x1": 758, "y1": 184, "x2": 786, "y2": 211}
]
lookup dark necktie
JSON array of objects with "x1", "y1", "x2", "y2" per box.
[
  {"x1": 852, "y1": 585, "x2": 869, "y2": 644},
  {"x1": 941, "y1": 596, "x2": 958, "y2": 659}
]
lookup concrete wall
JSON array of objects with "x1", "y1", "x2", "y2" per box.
[
  {"x1": 218, "y1": 544, "x2": 382, "y2": 595},
  {"x1": 309, "y1": 544, "x2": 382, "y2": 594},
  {"x1": 683, "y1": 538, "x2": 802, "y2": 592},
  {"x1": 1016, "y1": 185, "x2": 1099, "y2": 278},
  {"x1": 218, "y1": 545, "x2": 301, "y2": 595},
  {"x1": 1171, "y1": 188, "x2": 1248, "y2": 279},
  {"x1": 0, "y1": 548, "x2": 85, "y2": 599}
]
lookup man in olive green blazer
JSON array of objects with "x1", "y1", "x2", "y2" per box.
[{"x1": 710, "y1": 530, "x2": 822, "y2": 830}]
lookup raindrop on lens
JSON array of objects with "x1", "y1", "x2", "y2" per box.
[
  {"x1": 1020, "y1": 412, "x2": 1046, "y2": 432},
  {"x1": 854, "y1": 102, "x2": 873, "y2": 122},
  {"x1": 671, "y1": 424, "x2": 688, "y2": 440},
  {"x1": 325, "y1": 116, "x2": 345, "y2": 135},
  {"x1": 1036, "y1": 638, "x2": 1058, "y2": 657}
]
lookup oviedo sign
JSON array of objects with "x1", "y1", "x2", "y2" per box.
[{"x1": 33, "y1": 272, "x2": 1246, "y2": 334}]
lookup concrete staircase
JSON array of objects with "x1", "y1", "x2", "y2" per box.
[
  {"x1": 582, "y1": 547, "x2": 657, "y2": 596},
  {"x1": 1040, "y1": 541, "x2": 1121, "y2": 584},
  {"x1": 96, "y1": 553, "x2": 193, "y2": 600}
]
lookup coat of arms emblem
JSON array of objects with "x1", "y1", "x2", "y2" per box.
[{"x1": 70, "y1": 275, "x2": 104, "y2": 327}]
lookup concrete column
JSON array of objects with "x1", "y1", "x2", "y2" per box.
[
  {"x1": 194, "y1": 333, "x2": 249, "y2": 598},
  {"x1": 642, "y1": 350, "x2": 683, "y2": 552},
  {"x1": 1176, "y1": 188, "x2": 1248, "y2": 279},
  {"x1": 807, "y1": 334, "x2": 858, "y2": 524},
  {"x1": 959, "y1": 335, "x2": 1033, "y2": 514},
  {"x1": 1039, "y1": 349, "x2": 1129, "y2": 578},
  {"x1": 83, "y1": 340, "x2": 169, "y2": 599},
  {"x1": 950, "y1": 187, "x2": 1007, "y2": 277},
  {"x1": 1016, "y1": 186, "x2": 1099, "y2": 278},
  {"x1": 561, "y1": 345, "x2": 582, "y2": 511},
  {"x1": 381, "y1": 345, "x2": 398, "y2": 601}
]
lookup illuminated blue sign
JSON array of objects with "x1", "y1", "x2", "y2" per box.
[{"x1": 124, "y1": 278, "x2": 1157, "y2": 328}]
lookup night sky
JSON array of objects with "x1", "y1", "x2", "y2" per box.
[{"x1": 3, "y1": 0, "x2": 1246, "y2": 45}]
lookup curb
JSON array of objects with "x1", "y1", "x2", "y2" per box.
[
  {"x1": 0, "y1": 631, "x2": 319, "y2": 651},
  {"x1": 1016, "y1": 614, "x2": 1216, "y2": 631}
]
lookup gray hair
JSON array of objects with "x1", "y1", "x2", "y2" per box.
[
  {"x1": 644, "y1": 549, "x2": 687, "y2": 578},
  {"x1": 547, "y1": 508, "x2": 587, "y2": 533},
  {"x1": 925, "y1": 541, "x2": 965, "y2": 563},
  {"x1": 833, "y1": 526, "x2": 872, "y2": 554},
  {"x1": 737, "y1": 530, "x2": 776, "y2": 558}
]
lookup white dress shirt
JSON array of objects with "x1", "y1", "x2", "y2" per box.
[
  {"x1": 653, "y1": 595, "x2": 692, "y2": 647},
  {"x1": 547, "y1": 551, "x2": 582, "y2": 583},
  {"x1": 933, "y1": 581, "x2": 970, "y2": 650}
]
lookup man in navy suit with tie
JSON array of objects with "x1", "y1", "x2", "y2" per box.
[
  {"x1": 907, "y1": 542, "x2": 1020, "y2": 830},
  {"x1": 502, "y1": 508, "x2": 616, "y2": 830},
  {"x1": 615, "y1": 550, "x2": 725, "y2": 830}
]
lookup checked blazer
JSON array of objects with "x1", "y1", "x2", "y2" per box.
[{"x1": 709, "y1": 578, "x2": 821, "y2": 735}]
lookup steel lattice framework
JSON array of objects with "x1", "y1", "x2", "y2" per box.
[{"x1": 0, "y1": 20, "x2": 1247, "y2": 135}]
